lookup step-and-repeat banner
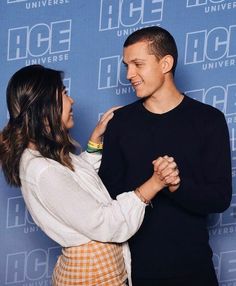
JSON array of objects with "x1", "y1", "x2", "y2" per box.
[{"x1": 0, "y1": 0, "x2": 236, "y2": 285}]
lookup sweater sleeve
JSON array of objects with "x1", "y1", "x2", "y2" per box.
[
  {"x1": 99, "y1": 117, "x2": 128, "y2": 198},
  {"x1": 35, "y1": 165, "x2": 146, "y2": 243},
  {"x1": 164, "y1": 111, "x2": 232, "y2": 215}
]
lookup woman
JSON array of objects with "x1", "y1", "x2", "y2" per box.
[{"x1": 0, "y1": 65, "x2": 180, "y2": 286}]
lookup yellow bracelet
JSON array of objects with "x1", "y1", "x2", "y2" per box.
[
  {"x1": 135, "y1": 187, "x2": 153, "y2": 208},
  {"x1": 88, "y1": 140, "x2": 103, "y2": 149}
]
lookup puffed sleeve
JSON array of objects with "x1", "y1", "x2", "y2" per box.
[
  {"x1": 79, "y1": 151, "x2": 102, "y2": 172},
  {"x1": 36, "y1": 165, "x2": 146, "y2": 243}
]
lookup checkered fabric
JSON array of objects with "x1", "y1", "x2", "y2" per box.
[{"x1": 52, "y1": 241, "x2": 128, "y2": 285}]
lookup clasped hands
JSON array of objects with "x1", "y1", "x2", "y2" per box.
[
  {"x1": 153, "y1": 155, "x2": 180, "y2": 193},
  {"x1": 89, "y1": 106, "x2": 180, "y2": 194}
]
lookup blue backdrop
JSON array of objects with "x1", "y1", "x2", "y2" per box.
[{"x1": 1, "y1": 0, "x2": 236, "y2": 285}]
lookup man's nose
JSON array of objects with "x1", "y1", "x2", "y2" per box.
[{"x1": 126, "y1": 66, "x2": 136, "y2": 80}]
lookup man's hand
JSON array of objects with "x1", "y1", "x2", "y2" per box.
[{"x1": 152, "y1": 155, "x2": 180, "y2": 192}]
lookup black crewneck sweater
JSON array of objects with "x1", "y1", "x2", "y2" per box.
[{"x1": 99, "y1": 95, "x2": 232, "y2": 281}]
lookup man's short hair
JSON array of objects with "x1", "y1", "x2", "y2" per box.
[{"x1": 124, "y1": 26, "x2": 178, "y2": 75}]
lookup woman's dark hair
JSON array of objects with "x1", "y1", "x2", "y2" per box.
[
  {"x1": 124, "y1": 26, "x2": 178, "y2": 75},
  {"x1": 0, "y1": 64, "x2": 76, "y2": 187}
]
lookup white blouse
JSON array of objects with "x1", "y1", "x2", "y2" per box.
[{"x1": 19, "y1": 148, "x2": 147, "y2": 285}]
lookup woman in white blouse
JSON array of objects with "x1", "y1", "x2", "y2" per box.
[{"x1": 0, "y1": 65, "x2": 180, "y2": 286}]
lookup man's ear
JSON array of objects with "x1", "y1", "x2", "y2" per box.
[{"x1": 161, "y1": 55, "x2": 174, "y2": 74}]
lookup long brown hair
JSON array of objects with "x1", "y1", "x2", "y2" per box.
[{"x1": 0, "y1": 65, "x2": 76, "y2": 187}]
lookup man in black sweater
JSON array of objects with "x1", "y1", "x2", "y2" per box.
[{"x1": 99, "y1": 26, "x2": 232, "y2": 286}]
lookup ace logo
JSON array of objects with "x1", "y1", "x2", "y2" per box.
[
  {"x1": 7, "y1": 196, "x2": 34, "y2": 229},
  {"x1": 187, "y1": 0, "x2": 226, "y2": 7},
  {"x1": 184, "y1": 25, "x2": 236, "y2": 65},
  {"x1": 8, "y1": 20, "x2": 71, "y2": 61},
  {"x1": 99, "y1": 0, "x2": 164, "y2": 31},
  {"x1": 185, "y1": 84, "x2": 236, "y2": 115},
  {"x1": 98, "y1": 55, "x2": 130, "y2": 89},
  {"x1": 5, "y1": 247, "x2": 61, "y2": 283}
]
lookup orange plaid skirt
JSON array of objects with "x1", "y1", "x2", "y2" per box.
[{"x1": 52, "y1": 241, "x2": 128, "y2": 286}]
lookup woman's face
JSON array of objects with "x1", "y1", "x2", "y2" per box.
[{"x1": 61, "y1": 88, "x2": 74, "y2": 129}]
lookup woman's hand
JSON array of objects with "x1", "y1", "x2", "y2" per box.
[
  {"x1": 135, "y1": 156, "x2": 180, "y2": 205},
  {"x1": 89, "y1": 106, "x2": 122, "y2": 144}
]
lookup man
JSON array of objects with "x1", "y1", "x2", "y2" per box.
[{"x1": 99, "y1": 26, "x2": 232, "y2": 286}]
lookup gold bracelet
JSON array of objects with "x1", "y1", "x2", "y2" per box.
[{"x1": 135, "y1": 187, "x2": 153, "y2": 208}]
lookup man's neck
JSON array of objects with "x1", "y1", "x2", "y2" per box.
[{"x1": 143, "y1": 91, "x2": 184, "y2": 114}]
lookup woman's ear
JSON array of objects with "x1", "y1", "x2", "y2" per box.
[{"x1": 161, "y1": 55, "x2": 174, "y2": 74}]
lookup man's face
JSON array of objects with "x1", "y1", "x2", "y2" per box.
[{"x1": 123, "y1": 41, "x2": 164, "y2": 99}]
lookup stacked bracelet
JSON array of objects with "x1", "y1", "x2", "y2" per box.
[
  {"x1": 88, "y1": 140, "x2": 103, "y2": 149},
  {"x1": 135, "y1": 187, "x2": 153, "y2": 208},
  {"x1": 87, "y1": 140, "x2": 103, "y2": 153}
]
